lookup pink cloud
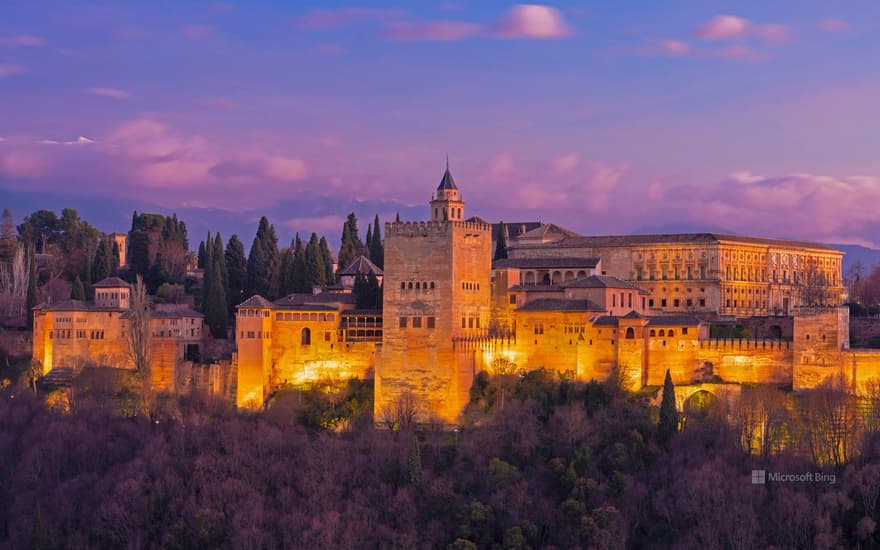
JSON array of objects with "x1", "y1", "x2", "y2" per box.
[
  {"x1": 645, "y1": 39, "x2": 691, "y2": 57},
  {"x1": 381, "y1": 20, "x2": 481, "y2": 41},
  {"x1": 0, "y1": 35, "x2": 46, "y2": 47},
  {"x1": 695, "y1": 15, "x2": 750, "y2": 40},
  {"x1": 819, "y1": 19, "x2": 848, "y2": 32},
  {"x1": 493, "y1": 4, "x2": 572, "y2": 39},
  {"x1": 0, "y1": 150, "x2": 51, "y2": 179},
  {"x1": 486, "y1": 152, "x2": 514, "y2": 178},
  {"x1": 87, "y1": 87, "x2": 132, "y2": 100},
  {"x1": 714, "y1": 44, "x2": 767, "y2": 61},
  {"x1": 297, "y1": 8, "x2": 404, "y2": 29},
  {"x1": 180, "y1": 25, "x2": 213, "y2": 39},
  {"x1": 264, "y1": 155, "x2": 308, "y2": 181},
  {"x1": 755, "y1": 23, "x2": 792, "y2": 43},
  {"x1": 0, "y1": 63, "x2": 24, "y2": 78},
  {"x1": 551, "y1": 153, "x2": 578, "y2": 174}
]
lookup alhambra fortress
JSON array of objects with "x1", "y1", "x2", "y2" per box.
[{"x1": 31, "y1": 167, "x2": 880, "y2": 423}]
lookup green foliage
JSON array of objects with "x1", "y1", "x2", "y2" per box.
[
  {"x1": 292, "y1": 234, "x2": 306, "y2": 293},
  {"x1": 197, "y1": 241, "x2": 206, "y2": 269},
  {"x1": 658, "y1": 369, "x2": 678, "y2": 443},
  {"x1": 157, "y1": 283, "x2": 186, "y2": 304},
  {"x1": 494, "y1": 221, "x2": 508, "y2": 261},
  {"x1": 30, "y1": 502, "x2": 44, "y2": 550},
  {"x1": 70, "y1": 276, "x2": 85, "y2": 301},
  {"x1": 26, "y1": 245, "x2": 37, "y2": 324},
  {"x1": 319, "y1": 236, "x2": 335, "y2": 285},
  {"x1": 337, "y1": 222, "x2": 356, "y2": 276},
  {"x1": 246, "y1": 235, "x2": 269, "y2": 298},
  {"x1": 224, "y1": 234, "x2": 248, "y2": 309},
  {"x1": 213, "y1": 233, "x2": 228, "y2": 299},
  {"x1": 304, "y1": 233, "x2": 326, "y2": 289},
  {"x1": 278, "y1": 247, "x2": 295, "y2": 297},
  {"x1": 354, "y1": 272, "x2": 381, "y2": 309},
  {"x1": 91, "y1": 236, "x2": 113, "y2": 282},
  {"x1": 204, "y1": 255, "x2": 228, "y2": 338},
  {"x1": 409, "y1": 436, "x2": 423, "y2": 487}
]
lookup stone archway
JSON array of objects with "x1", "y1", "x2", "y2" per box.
[{"x1": 682, "y1": 390, "x2": 718, "y2": 422}]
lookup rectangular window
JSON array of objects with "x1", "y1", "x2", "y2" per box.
[
  {"x1": 686, "y1": 298, "x2": 693, "y2": 307},
  {"x1": 648, "y1": 299, "x2": 654, "y2": 308},
  {"x1": 636, "y1": 268, "x2": 642, "y2": 281},
  {"x1": 661, "y1": 299, "x2": 667, "y2": 307},
  {"x1": 699, "y1": 298, "x2": 705, "y2": 307},
  {"x1": 399, "y1": 317, "x2": 408, "y2": 328},
  {"x1": 412, "y1": 316, "x2": 422, "y2": 328},
  {"x1": 673, "y1": 299, "x2": 680, "y2": 307},
  {"x1": 462, "y1": 317, "x2": 466, "y2": 329},
  {"x1": 674, "y1": 268, "x2": 680, "y2": 279},
  {"x1": 247, "y1": 331, "x2": 255, "y2": 338},
  {"x1": 427, "y1": 317, "x2": 435, "y2": 329},
  {"x1": 509, "y1": 295, "x2": 516, "y2": 305},
  {"x1": 628, "y1": 293, "x2": 632, "y2": 308},
  {"x1": 642, "y1": 297, "x2": 646, "y2": 309},
  {"x1": 726, "y1": 299, "x2": 730, "y2": 307},
  {"x1": 682, "y1": 327, "x2": 688, "y2": 335},
  {"x1": 324, "y1": 331, "x2": 331, "y2": 341},
  {"x1": 687, "y1": 266, "x2": 692, "y2": 279},
  {"x1": 700, "y1": 266, "x2": 706, "y2": 279},
  {"x1": 468, "y1": 317, "x2": 474, "y2": 329},
  {"x1": 612, "y1": 294, "x2": 616, "y2": 307}
]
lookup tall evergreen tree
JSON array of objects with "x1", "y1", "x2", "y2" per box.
[
  {"x1": 255, "y1": 217, "x2": 280, "y2": 298},
  {"x1": 304, "y1": 233, "x2": 326, "y2": 290},
  {"x1": 292, "y1": 234, "x2": 306, "y2": 293},
  {"x1": 213, "y1": 233, "x2": 228, "y2": 300},
  {"x1": 92, "y1": 237, "x2": 112, "y2": 282},
  {"x1": 365, "y1": 225, "x2": 373, "y2": 261},
  {"x1": 408, "y1": 436, "x2": 422, "y2": 487},
  {"x1": 395, "y1": 212, "x2": 400, "y2": 223},
  {"x1": 278, "y1": 248, "x2": 295, "y2": 296},
  {"x1": 71, "y1": 276, "x2": 85, "y2": 301},
  {"x1": 319, "y1": 236, "x2": 335, "y2": 285},
  {"x1": 346, "y1": 212, "x2": 360, "y2": 248},
  {"x1": 246, "y1": 236, "x2": 270, "y2": 298},
  {"x1": 494, "y1": 221, "x2": 509, "y2": 261},
  {"x1": 197, "y1": 241, "x2": 206, "y2": 268},
  {"x1": 225, "y1": 234, "x2": 248, "y2": 309},
  {"x1": 130, "y1": 210, "x2": 138, "y2": 233},
  {"x1": 370, "y1": 214, "x2": 383, "y2": 269},
  {"x1": 337, "y1": 223, "x2": 356, "y2": 275},
  {"x1": 26, "y1": 245, "x2": 37, "y2": 327},
  {"x1": 658, "y1": 369, "x2": 679, "y2": 443},
  {"x1": 111, "y1": 240, "x2": 120, "y2": 274},
  {"x1": 354, "y1": 272, "x2": 381, "y2": 309},
  {"x1": 204, "y1": 255, "x2": 228, "y2": 338}
]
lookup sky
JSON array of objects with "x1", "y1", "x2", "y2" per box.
[{"x1": 1, "y1": 1, "x2": 879, "y2": 250}]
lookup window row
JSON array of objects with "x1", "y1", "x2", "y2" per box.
[
  {"x1": 461, "y1": 282, "x2": 481, "y2": 291},
  {"x1": 461, "y1": 316, "x2": 481, "y2": 329},
  {"x1": 648, "y1": 298, "x2": 706, "y2": 308},
  {"x1": 97, "y1": 291, "x2": 127, "y2": 301},
  {"x1": 636, "y1": 266, "x2": 706, "y2": 281},
  {"x1": 275, "y1": 312, "x2": 336, "y2": 322},
  {"x1": 726, "y1": 300, "x2": 769, "y2": 309},
  {"x1": 399, "y1": 316, "x2": 436, "y2": 329},
  {"x1": 400, "y1": 281, "x2": 436, "y2": 290},
  {"x1": 241, "y1": 309, "x2": 270, "y2": 317},
  {"x1": 240, "y1": 330, "x2": 272, "y2": 339}
]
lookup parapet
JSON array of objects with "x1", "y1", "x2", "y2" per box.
[{"x1": 385, "y1": 220, "x2": 491, "y2": 236}]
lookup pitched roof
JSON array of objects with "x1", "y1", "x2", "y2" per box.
[
  {"x1": 646, "y1": 315, "x2": 702, "y2": 327},
  {"x1": 493, "y1": 257, "x2": 600, "y2": 269},
  {"x1": 339, "y1": 255, "x2": 384, "y2": 277},
  {"x1": 273, "y1": 292, "x2": 356, "y2": 308},
  {"x1": 93, "y1": 276, "x2": 130, "y2": 288},
  {"x1": 437, "y1": 167, "x2": 457, "y2": 190},
  {"x1": 517, "y1": 298, "x2": 603, "y2": 312},
  {"x1": 561, "y1": 275, "x2": 648, "y2": 293},
  {"x1": 512, "y1": 232, "x2": 840, "y2": 252},
  {"x1": 509, "y1": 284, "x2": 563, "y2": 292},
  {"x1": 237, "y1": 295, "x2": 274, "y2": 308},
  {"x1": 152, "y1": 307, "x2": 204, "y2": 319},
  {"x1": 592, "y1": 316, "x2": 619, "y2": 327},
  {"x1": 513, "y1": 223, "x2": 581, "y2": 241},
  {"x1": 34, "y1": 299, "x2": 91, "y2": 312}
]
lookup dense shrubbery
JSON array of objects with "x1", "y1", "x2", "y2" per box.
[{"x1": 1, "y1": 371, "x2": 879, "y2": 548}]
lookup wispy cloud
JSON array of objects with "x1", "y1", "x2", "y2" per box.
[
  {"x1": 0, "y1": 34, "x2": 46, "y2": 47},
  {"x1": 180, "y1": 25, "x2": 213, "y2": 39},
  {"x1": 819, "y1": 19, "x2": 848, "y2": 32},
  {"x1": 0, "y1": 63, "x2": 24, "y2": 78},
  {"x1": 87, "y1": 87, "x2": 132, "y2": 100},
  {"x1": 695, "y1": 15, "x2": 750, "y2": 40},
  {"x1": 381, "y1": 21, "x2": 481, "y2": 41},
  {"x1": 39, "y1": 136, "x2": 95, "y2": 146},
  {"x1": 297, "y1": 8, "x2": 404, "y2": 29}
]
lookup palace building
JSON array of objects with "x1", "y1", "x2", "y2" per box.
[{"x1": 32, "y1": 165, "x2": 880, "y2": 424}]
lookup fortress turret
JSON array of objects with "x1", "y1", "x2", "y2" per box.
[{"x1": 430, "y1": 158, "x2": 465, "y2": 222}]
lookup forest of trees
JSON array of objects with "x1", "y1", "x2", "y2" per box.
[{"x1": 0, "y1": 369, "x2": 879, "y2": 548}]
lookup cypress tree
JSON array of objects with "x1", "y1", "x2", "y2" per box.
[
  {"x1": 292, "y1": 234, "x2": 306, "y2": 293},
  {"x1": 31, "y1": 502, "x2": 44, "y2": 550},
  {"x1": 370, "y1": 214, "x2": 383, "y2": 269},
  {"x1": 365, "y1": 225, "x2": 373, "y2": 261},
  {"x1": 355, "y1": 272, "x2": 381, "y2": 309},
  {"x1": 337, "y1": 223, "x2": 355, "y2": 275},
  {"x1": 658, "y1": 369, "x2": 679, "y2": 443},
  {"x1": 494, "y1": 221, "x2": 508, "y2": 261},
  {"x1": 197, "y1": 241, "x2": 206, "y2": 268},
  {"x1": 213, "y1": 233, "x2": 228, "y2": 299},
  {"x1": 246, "y1": 236, "x2": 269, "y2": 297},
  {"x1": 278, "y1": 248, "x2": 294, "y2": 296},
  {"x1": 319, "y1": 236, "x2": 335, "y2": 284},
  {"x1": 111, "y1": 240, "x2": 120, "y2": 274},
  {"x1": 26, "y1": 245, "x2": 37, "y2": 327},
  {"x1": 71, "y1": 276, "x2": 85, "y2": 301},
  {"x1": 408, "y1": 436, "x2": 422, "y2": 487},
  {"x1": 205, "y1": 255, "x2": 228, "y2": 338},
  {"x1": 92, "y1": 237, "x2": 112, "y2": 282},
  {"x1": 225, "y1": 234, "x2": 248, "y2": 309},
  {"x1": 304, "y1": 233, "x2": 326, "y2": 290},
  {"x1": 346, "y1": 212, "x2": 360, "y2": 247},
  {"x1": 255, "y1": 217, "x2": 280, "y2": 299},
  {"x1": 130, "y1": 210, "x2": 138, "y2": 232},
  {"x1": 395, "y1": 212, "x2": 401, "y2": 223}
]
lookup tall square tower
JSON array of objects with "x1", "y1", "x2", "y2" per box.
[{"x1": 376, "y1": 165, "x2": 491, "y2": 424}]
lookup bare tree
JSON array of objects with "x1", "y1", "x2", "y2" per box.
[
  {"x1": 378, "y1": 391, "x2": 419, "y2": 431},
  {"x1": 0, "y1": 245, "x2": 29, "y2": 317},
  {"x1": 126, "y1": 275, "x2": 153, "y2": 418},
  {"x1": 733, "y1": 385, "x2": 790, "y2": 457},
  {"x1": 488, "y1": 356, "x2": 523, "y2": 410},
  {"x1": 799, "y1": 376, "x2": 863, "y2": 467}
]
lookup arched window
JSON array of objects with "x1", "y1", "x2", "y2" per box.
[
  {"x1": 430, "y1": 282, "x2": 435, "y2": 289},
  {"x1": 401, "y1": 282, "x2": 405, "y2": 289},
  {"x1": 668, "y1": 330, "x2": 674, "y2": 337},
  {"x1": 408, "y1": 282, "x2": 413, "y2": 289},
  {"x1": 625, "y1": 327, "x2": 635, "y2": 339},
  {"x1": 301, "y1": 327, "x2": 311, "y2": 345},
  {"x1": 650, "y1": 329, "x2": 656, "y2": 337},
  {"x1": 416, "y1": 282, "x2": 420, "y2": 289},
  {"x1": 659, "y1": 329, "x2": 666, "y2": 337}
]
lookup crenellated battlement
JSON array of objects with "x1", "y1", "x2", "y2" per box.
[
  {"x1": 698, "y1": 338, "x2": 792, "y2": 350},
  {"x1": 385, "y1": 220, "x2": 491, "y2": 237}
]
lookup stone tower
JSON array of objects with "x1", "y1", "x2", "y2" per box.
[{"x1": 376, "y1": 164, "x2": 491, "y2": 424}]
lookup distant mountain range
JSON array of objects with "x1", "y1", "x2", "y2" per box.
[{"x1": 830, "y1": 245, "x2": 880, "y2": 273}]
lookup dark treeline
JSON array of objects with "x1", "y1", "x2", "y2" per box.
[{"x1": 1, "y1": 372, "x2": 879, "y2": 548}]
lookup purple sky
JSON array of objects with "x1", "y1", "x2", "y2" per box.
[{"x1": 1, "y1": 1, "x2": 879, "y2": 248}]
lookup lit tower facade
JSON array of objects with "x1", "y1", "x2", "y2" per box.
[{"x1": 377, "y1": 163, "x2": 491, "y2": 424}]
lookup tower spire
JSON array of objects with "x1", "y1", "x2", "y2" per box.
[{"x1": 446, "y1": 153, "x2": 449, "y2": 172}]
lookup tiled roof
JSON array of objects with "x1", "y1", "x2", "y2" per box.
[
  {"x1": 339, "y1": 255, "x2": 384, "y2": 277},
  {"x1": 512, "y1": 232, "x2": 840, "y2": 252},
  {"x1": 592, "y1": 316, "x2": 619, "y2": 327},
  {"x1": 509, "y1": 284, "x2": 563, "y2": 291},
  {"x1": 493, "y1": 257, "x2": 600, "y2": 269},
  {"x1": 561, "y1": 275, "x2": 648, "y2": 292},
  {"x1": 646, "y1": 315, "x2": 702, "y2": 326},
  {"x1": 273, "y1": 292, "x2": 356, "y2": 308},
  {"x1": 514, "y1": 223, "x2": 581, "y2": 241},
  {"x1": 437, "y1": 167, "x2": 457, "y2": 190},
  {"x1": 34, "y1": 299, "x2": 91, "y2": 311},
  {"x1": 93, "y1": 276, "x2": 130, "y2": 288},
  {"x1": 152, "y1": 307, "x2": 204, "y2": 318},
  {"x1": 517, "y1": 298, "x2": 603, "y2": 312},
  {"x1": 237, "y1": 295, "x2": 274, "y2": 308}
]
